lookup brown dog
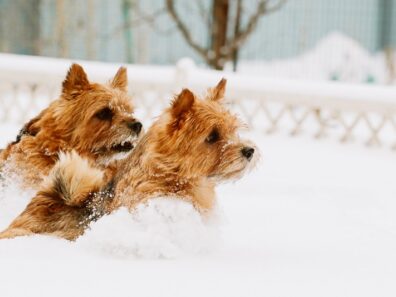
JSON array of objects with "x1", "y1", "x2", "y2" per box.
[
  {"x1": 0, "y1": 79, "x2": 257, "y2": 240},
  {"x1": 0, "y1": 64, "x2": 142, "y2": 189}
]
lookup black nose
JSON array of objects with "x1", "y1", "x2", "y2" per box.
[
  {"x1": 241, "y1": 147, "x2": 254, "y2": 161},
  {"x1": 128, "y1": 121, "x2": 142, "y2": 135}
]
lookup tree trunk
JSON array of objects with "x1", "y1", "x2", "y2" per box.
[
  {"x1": 55, "y1": 0, "x2": 68, "y2": 58},
  {"x1": 232, "y1": 0, "x2": 242, "y2": 71},
  {"x1": 86, "y1": 0, "x2": 96, "y2": 60},
  {"x1": 210, "y1": 0, "x2": 229, "y2": 70},
  {"x1": 122, "y1": 0, "x2": 134, "y2": 63}
]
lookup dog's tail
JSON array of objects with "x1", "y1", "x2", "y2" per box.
[{"x1": 46, "y1": 151, "x2": 105, "y2": 207}]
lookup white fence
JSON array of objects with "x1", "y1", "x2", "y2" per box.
[{"x1": 1, "y1": 53, "x2": 396, "y2": 149}]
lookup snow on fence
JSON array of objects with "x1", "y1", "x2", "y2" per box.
[{"x1": 1, "y1": 53, "x2": 396, "y2": 149}]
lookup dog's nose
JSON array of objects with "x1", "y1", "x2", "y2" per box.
[
  {"x1": 241, "y1": 147, "x2": 254, "y2": 161},
  {"x1": 128, "y1": 121, "x2": 142, "y2": 135}
]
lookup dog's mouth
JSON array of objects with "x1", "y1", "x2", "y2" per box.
[
  {"x1": 95, "y1": 135, "x2": 140, "y2": 165},
  {"x1": 209, "y1": 166, "x2": 246, "y2": 182},
  {"x1": 108, "y1": 134, "x2": 139, "y2": 153},
  {"x1": 111, "y1": 141, "x2": 134, "y2": 152},
  {"x1": 209, "y1": 148, "x2": 259, "y2": 182}
]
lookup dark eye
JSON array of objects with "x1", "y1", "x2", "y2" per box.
[
  {"x1": 95, "y1": 107, "x2": 113, "y2": 120},
  {"x1": 206, "y1": 129, "x2": 220, "y2": 144}
]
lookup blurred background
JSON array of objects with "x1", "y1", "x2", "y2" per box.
[
  {"x1": 0, "y1": 0, "x2": 395, "y2": 84},
  {"x1": 0, "y1": 0, "x2": 396, "y2": 149}
]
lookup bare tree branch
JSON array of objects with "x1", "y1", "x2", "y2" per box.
[
  {"x1": 165, "y1": 0, "x2": 287, "y2": 69},
  {"x1": 196, "y1": 0, "x2": 211, "y2": 28},
  {"x1": 264, "y1": 0, "x2": 288, "y2": 14},
  {"x1": 225, "y1": 0, "x2": 286, "y2": 57},
  {"x1": 108, "y1": 6, "x2": 168, "y2": 38},
  {"x1": 166, "y1": 0, "x2": 209, "y2": 61}
]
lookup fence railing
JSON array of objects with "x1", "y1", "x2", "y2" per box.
[{"x1": 1, "y1": 53, "x2": 396, "y2": 149}]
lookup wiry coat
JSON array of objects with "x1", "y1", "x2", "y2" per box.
[
  {"x1": 0, "y1": 64, "x2": 141, "y2": 189},
  {"x1": 0, "y1": 80, "x2": 257, "y2": 240}
]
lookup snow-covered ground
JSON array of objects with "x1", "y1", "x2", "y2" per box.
[{"x1": 1, "y1": 122, "x2": 396, "y2": 297}]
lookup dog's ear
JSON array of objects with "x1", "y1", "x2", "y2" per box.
[
  {"x1": 62, "y1": 64, "x2": 90, "y2": 99},
  {"x1": 11, "y1": 109, "x2": 45, "y2": 144},
  {"x1": 207, "y1": 78, "x2": 226, "y2": 101},
  {"x1": 171, "y1": 89, "x2": 195, "y2": 120},
  {"x1": 23, "y1": 111, "x2": 43, "y2": 136},
  {"x1": 111, "y1": 67, "x2": 128, "y2": 91},
  {"x1": 169, "y1": 89, "x2": 195, "y2": 130}
]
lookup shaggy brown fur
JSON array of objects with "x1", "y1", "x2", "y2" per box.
[
  {"x1": 0, "y1": 64, "x2": 142, "y2": 189},
  {"x1": 0, "y1": 152, "x2": 118, "y2": 240},
  {"x1": 0, "y1": 79, "x2": 257, "y2": 240}
]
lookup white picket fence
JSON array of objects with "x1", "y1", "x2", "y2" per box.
[{"x1": 1, "y1": 53, "x2": 396, "y2": 149}]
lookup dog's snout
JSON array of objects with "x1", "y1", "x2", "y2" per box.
[
  {"x1": 128, "y1": 121, "x2": 142, "y2": 135},
  {"x1": 241, "y1": 147, "x2": 254, "y2": 161}
]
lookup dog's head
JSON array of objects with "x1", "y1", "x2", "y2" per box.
[
  {"x1": 143, "y1": 79, "x2": 257, "y2": 182},
  {"x1": 35, "y1": 64, "x2": 142, "y2": 163}
]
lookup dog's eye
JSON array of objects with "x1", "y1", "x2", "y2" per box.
[
  {"x1": 206, "y1": 129, "x2": 220, "y2": 144},
  {"x1": 95, "y1": 107, "x2": 113, "y2": 120}
]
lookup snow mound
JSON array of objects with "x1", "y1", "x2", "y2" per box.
[
  {"x1": 77, "y1": 198, "x2": 221, "y2": 259},
  {"x1": 303, "y1": 32, "x2": 379, "y2": 83},
  {"x1": 237, "y1": 31, "x2": 390, "y2": 84}
]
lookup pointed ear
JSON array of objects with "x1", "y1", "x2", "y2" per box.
[
  {"x1": 111, "y1": 67, "x2": 128, "y2": 91},
  {"x1": 171, "y1": 89, "x2": 195, "y2": 120},
  {"x1": 208, "y1": 78, "x2": 227, "y2": 101},
  {"x1": 62, "y1": 64, "x2": 90, "y2": 99},
  {"x1": 13, "y1": 110, "x2": 45, "y2": 144}
]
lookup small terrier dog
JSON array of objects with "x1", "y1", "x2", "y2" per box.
[
  {"x1": 0, "y1": 79, "x2": 257, "y2": 240},
  {"x1": 0, "y1": 64, "x2": 142, "y2": 189}
]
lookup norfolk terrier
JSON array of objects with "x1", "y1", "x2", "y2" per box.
[
  {"x1": 0, "y1": 64, "x2": 142, "y2": 189},
  {"x1": 0, "y1": 79, "x2": 257, "y2": 240}
]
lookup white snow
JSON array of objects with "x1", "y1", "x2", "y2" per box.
[
  {"x1": 236, "y1": 32, "x2": 395, "y2": 84},
  {"x1": 1, "y1": 121, "x2": 396, "y2": 297},
  {"x1": 77, "y1": 199, "x2": 221, "y2": 259}
]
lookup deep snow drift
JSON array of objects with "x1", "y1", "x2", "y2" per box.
[
  {"x1": 78, "y1": 199, "x2": 221, "y2": 259},
  {"x1": 1, "y1": 122, "x2": 396, "y2": 297}
]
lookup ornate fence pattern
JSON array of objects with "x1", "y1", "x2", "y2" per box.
[{"x1": 1, "y1": 54, "x2": 396, "y2": 149}]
